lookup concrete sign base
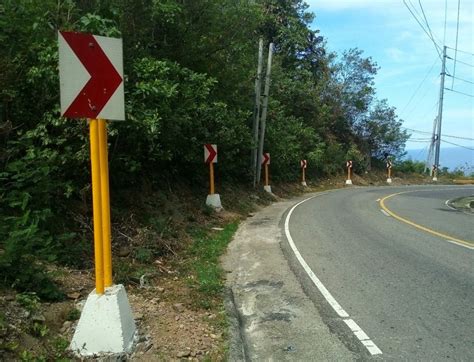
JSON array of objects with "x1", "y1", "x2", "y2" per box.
[
  {"x1": 264, "y1": 185, "x2": 272, "y2": 193},
  {"x1": 432, "y1": 177, "x2": 438, "y2": 182},
  {"x1": 206, "y1": 194, "x2": 222, "y2": 210},
  {"x1": 386, "y1": 178, "x2": 392, "y2": 184},
  {"x1": 345, "y1": 179, "x2": 353, "y2": 185},
  {"x1": 70, "y1": 284, "x2": 137, "y2": 357},
  {"x1": 301, "y1": 181, "x2": 307, "y2": 187}
]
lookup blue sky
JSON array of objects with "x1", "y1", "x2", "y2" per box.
[{"x1": 306, "y1": 0, "x2": 473, "y2": 159}]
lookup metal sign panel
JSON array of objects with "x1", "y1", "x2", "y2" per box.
[
  {"x1": 204, "y1": 144, "x2": 217, "y2": 163},
  {"x1": 59, "y1": 31, "x2": 124, "y2": 120},
  {"x1": 262, "y1": 153, "x2": 270, "y2": 165}
]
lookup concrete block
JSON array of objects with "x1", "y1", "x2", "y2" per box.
[
  {"x1": 206, "y1": 194, "x2": 222, "y2": 210},
  {"x1": 70, "y1": 284, "x2": 137, "y2": 357},
  {"x1": 345, "y1": 179, "x2": 352, "y2": 185},
  {"x1": 432, "y1": 177, "x2": 438, "y2": 182},
  {"x1": 386, "y1": 178, "x2": 392, "y2": 184},
  {"x1": 264, "y1": 185, "x2": 272, "y2": 193}
]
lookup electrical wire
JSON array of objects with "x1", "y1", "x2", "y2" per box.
[
  {"x1": 399, "y1": 57, "x2": 439, "y2": 116},
  {"x1": 402, "y1": 0, "x2": 442, "y2": 60},
  {"x1": 451, "y1": 0, "x2": 462, "y2": 89},
  {"x1": 449, "y1": 58, "x2": 474, "y2": 68},
  {"x1": 444, "y1": 88, "x2": 474, "y2": 98},
  {"x1": 404, "y1": 77, "x2": 440, "y2": 117},
  {"x1": 441, "y1": 139, "x2": 474, "y2": 151},
  {"x1": 418, "y1": 0, "x2": 442, "y2": 47},
  {"x1": 443, "y1": 0, "x2": 447, "y2": 46},
  {"x1": 446, "y1": 46, "x2": 474, "y2": 56},
  {"x1": 402, "y1": 127, "x2": 474, "y2": 140},
  {"x1": 446, "y1": 74, "x2": 474, "y2": 85}
]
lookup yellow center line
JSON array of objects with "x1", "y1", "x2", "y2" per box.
[{"x1": 379, "y1": 190, "x2": 474, "y2": 249}]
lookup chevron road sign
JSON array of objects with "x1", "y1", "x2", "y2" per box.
[
  {"x1": 59, "y1": 31, "x2": 124, "y2": 120},
  {"x1": 262, "y1": 153, "x2": 271, "y2": 165},
  {"x1": 204, "y1": 144, "x2": 217, "y2": 164}
]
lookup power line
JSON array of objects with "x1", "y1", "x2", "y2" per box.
[
  {"x1": 418, "y1": 0, "x2": 441, "y2": 47},
  {"x1": 451, "y1": 0, "x2": 461, "y2": 89},
  {"x1": 399, "y1": 57, "x2": 438, "y2": 116},
  {"x1": 448, "y1": 58, "x2": 474, "y2": 68},
  {"x1": 441, "y1": 139, "x2": 474, "y2": 151},
  {"x1": 446, "y1": 74, "x2": 474, "y2": 85},
  {"x1": 402, "y1": 127, "x2": 474, "y2": 140},
  {"x1": 404, "y1": 76, "x2": 440, "y2": 117},
  {"x1": 402, "y1": 0, "x2": 442, "y2": 60},
  {"x1": 444, "y1": 88, "x2": 474, "y2": 98},
  {"x1": 443, "y1": 0, "x2": 447, "y2": 46},
  {"x1": 446, "y1": 46, "x2": 474, "y2": 56}
]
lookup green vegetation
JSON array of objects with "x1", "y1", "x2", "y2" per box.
[
  {"x1": 1, "y1": 1, "x2": 409, "y2": 298},
  {"x1": 187, "y1": 223, "x2": 239, "y2": 309}
]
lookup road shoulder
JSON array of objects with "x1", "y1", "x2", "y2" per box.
[{"x1": 222, "y1": 194, "x2": 354, "y2": 361}]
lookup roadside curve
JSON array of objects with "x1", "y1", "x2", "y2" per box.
[
  {"x1": 380, "y1": 189, "x2": 474, "y2": 249},
  {"x1": 285, "y1": 185, "x2": 474, "y2": 360}
]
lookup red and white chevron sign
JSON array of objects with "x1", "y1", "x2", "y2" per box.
[
  {"x1": 386, "y1": 160, "x2": 392, "y2": 169},
  {"x1": 346, "y1": 160, "x2": 353, "y2": 168},
  {"x1": 58, "y1": 31, "x2": 124, "y2": 120},
  {"x1": 204, "y1": 144, "x2": 217, "y2": 164},
  {"x1": 300, "y1": 160, "x2": 307, "y2": 169},
  {"x1": 262, "y1": 153, "x2": 270, "y2": 165}
]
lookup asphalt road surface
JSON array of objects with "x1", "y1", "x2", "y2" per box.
[{"x1": 286, "y1": 185, "x2": 474, "y2": 360}]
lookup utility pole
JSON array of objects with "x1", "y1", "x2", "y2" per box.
[
  {"x1": 251, "y1": 38, "x2": 264, "y2": 187},
  {"x1": 433, "y1": 45, "x2": 447, "y2": 181},
  {"x1": 256, "y1": 43, "x2": 274, "y2": 185},
  {"x1": 425, "y1": 115, "x2": 438, "y2": 175}
]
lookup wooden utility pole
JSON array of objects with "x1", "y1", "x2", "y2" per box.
[
  {"x1": 252, "y1": 38, "x2": 264, "y2": 187},
  {"x1": 256, "y1": 43, "x2": 274, "y2": 185}
]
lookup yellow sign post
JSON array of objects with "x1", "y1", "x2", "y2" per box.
[
  {"x1": 209, "y1": 162, "x2": 215, "y2": 195},
  {"x1": 89, "y1": 119, "x2": 105, "y2": 294},
  {"x1": 88, "y1": 119, "x2": 113, "y2": 294},
  {"x1": 264, "y1": 163, "x2": 269, "y2": 186},
  {"x1": 98, "y1": 119, "x2": 113, "y2": 287}
]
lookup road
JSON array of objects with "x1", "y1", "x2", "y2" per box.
[{"x1": 286, "y1": 185, "x2": 474, "y2": 360}]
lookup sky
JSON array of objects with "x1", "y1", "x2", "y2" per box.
[{"x1": 306, "y1": 0, "x2": 473, "y2": 162}]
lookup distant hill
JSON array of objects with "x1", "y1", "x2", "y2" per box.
[{"x1": 404, "y1": 147, "x2": 474, "y2": 175}]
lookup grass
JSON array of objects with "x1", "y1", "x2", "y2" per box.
[{"x1": 186, "y1": 222, "x2": 239, "y2": 309}]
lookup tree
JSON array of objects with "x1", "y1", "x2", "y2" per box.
[{"x1": 356, "y1": 99, "x2": 410, "y2": 166}]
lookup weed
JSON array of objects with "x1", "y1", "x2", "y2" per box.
[
  {"x1": 1, "y1": 341, "x2": 19, "y2": 352},
  {"x1": 16, "y1": 292, "x2": 40, "y2": 313},
  {"x1": 187, "y1": 222, "x2": 238, "y2": 308},
  {"x1": 134, "y1": 247, "x2": 153, "y2": 263},
  {"x1": 52, "y1": 336, "x2": 70, "y2": 356},
  {"x1": 31, "y1": 322, "x2": 49, "y2": 338},
  {"x1": 65, "y1": 308, "x2": 80, "y2": 321},
  {"x1": 19, "y1": 349, "x2": 46, "y2": 361}
]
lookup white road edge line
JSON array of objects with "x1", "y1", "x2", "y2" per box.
[
  {"x1": 445, "y1": 200, "x2": 457, "y2": 211},
  {"x1": 380, "y1": 209, "x2": 391, "y2": 217},
  {"x1": 284, "y1": 195, "x2": 383, "y2": 356},
  {"x1": 445, "y1": 239, "x2": 474, "y2": 250}
]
